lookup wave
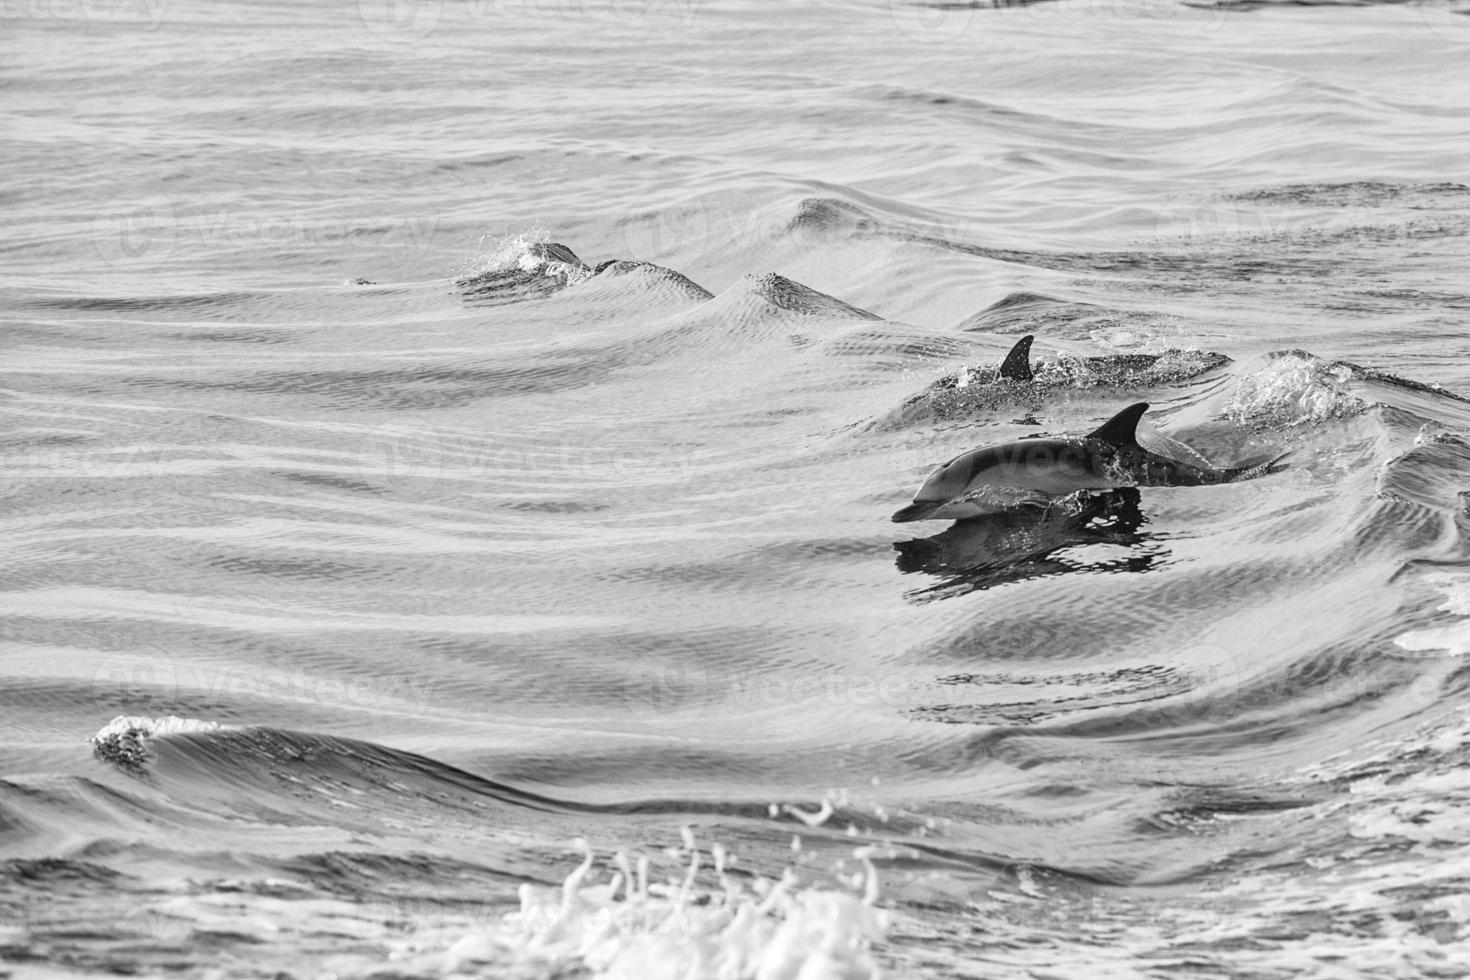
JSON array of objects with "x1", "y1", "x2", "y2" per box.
[{"x1": 85, "y1": 717, "x2": 934, "y2": 834}]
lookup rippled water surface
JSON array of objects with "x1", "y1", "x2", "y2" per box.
[{"x1": 6, "y1": 0, "x2": 1470, "y2": 976}]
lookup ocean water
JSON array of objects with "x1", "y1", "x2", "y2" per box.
[{"x1": 6, "y1": 0, "x2": 1470, "y2": 976}]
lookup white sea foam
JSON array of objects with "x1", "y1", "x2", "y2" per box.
[
  {"x1": 1395, "y1": 573, "x2": 1470, "y2": 655},
  {"x1": 473, "y1": 228, "x2": 547, "y2": 273},
  {"x1": 91, "y1": 714, "x2": 222, "y2": 741},
  {"x1": 467, "y1": 229, "x2": 593, "y2": 285},
  {"x1": 89, "y1": 715, "x2": 224, "y2": 769},
  {"x1": 414, "y1": 834, "x2": 890, "y2": 979},
  {"x1": 1226, "y1": 352, "x2": 1366, "y2": 427}
]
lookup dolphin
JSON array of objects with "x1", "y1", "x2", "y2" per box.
[
  {"x1": 863, "y1": 336, "x2": 1234, "y2": 434},
  {"x1": 860, "y1": 334, "x2": 1032, "y2": 430},
  {"x1": 991, "y1": 334, "x2": 1231, "y2": 387},
  {"x1": 891, "y1": 402, "x2": 1288, "y2": 523},
  {"x1": 894, "y1": 488, "x2": 1151, "y2": 595}
]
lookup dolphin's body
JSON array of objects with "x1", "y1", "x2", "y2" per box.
[
  {"x1": 865, "y1": 336, "x2": 1231, "y2": 433},
  {"x1": 892, "y1": 402, "x2": 1286, "y2": 523},
  {"x1": 955, "y1": 333, "x2": 1232, "y2": 390}
]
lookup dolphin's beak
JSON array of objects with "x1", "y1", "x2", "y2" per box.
[{"x1": 892, "y1": 501, "x2": 941, "y2": 523}]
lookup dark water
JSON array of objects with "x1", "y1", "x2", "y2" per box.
[{"x1": 5, "y1": 0, "x2": 1470, "y2": 976}]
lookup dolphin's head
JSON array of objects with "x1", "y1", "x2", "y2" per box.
[{"x1": 893, "y1": 440, "x2": 1106, "y2": 522}]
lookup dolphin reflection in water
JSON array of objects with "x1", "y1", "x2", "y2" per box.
[
  {"x1": 894, "y1": 488, "x2": 1158, "y2": 600},
  {"x1": 892, "y1": 402, "x2": 1288, "y2": 524}
]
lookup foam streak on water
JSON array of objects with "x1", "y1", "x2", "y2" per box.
[{"x1": 5, "y1": 0, "x2": 1470, "y2": 976}]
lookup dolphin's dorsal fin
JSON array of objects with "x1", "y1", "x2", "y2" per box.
[
  {"x1": 1089, "y1": 402, "x2": 1149, "y2": 447},
  {"x1": 999, "y1": 335, "x2": 1034, "y2": 381}
]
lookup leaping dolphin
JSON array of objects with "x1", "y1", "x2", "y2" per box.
[{"x1": 892, "y1": 402, "x2": 1287, "y2": 523}]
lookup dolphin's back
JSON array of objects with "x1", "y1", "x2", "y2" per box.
[
  {"x1": 998, "y1": 335, "x2": 1035, "y2": 381},
  {"x1": 1088, "y1": 402, "x2": 1150, "y2": 448},
  {"x1": 892, "y1": 401, "x2": 1287, "y2": 523}
]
